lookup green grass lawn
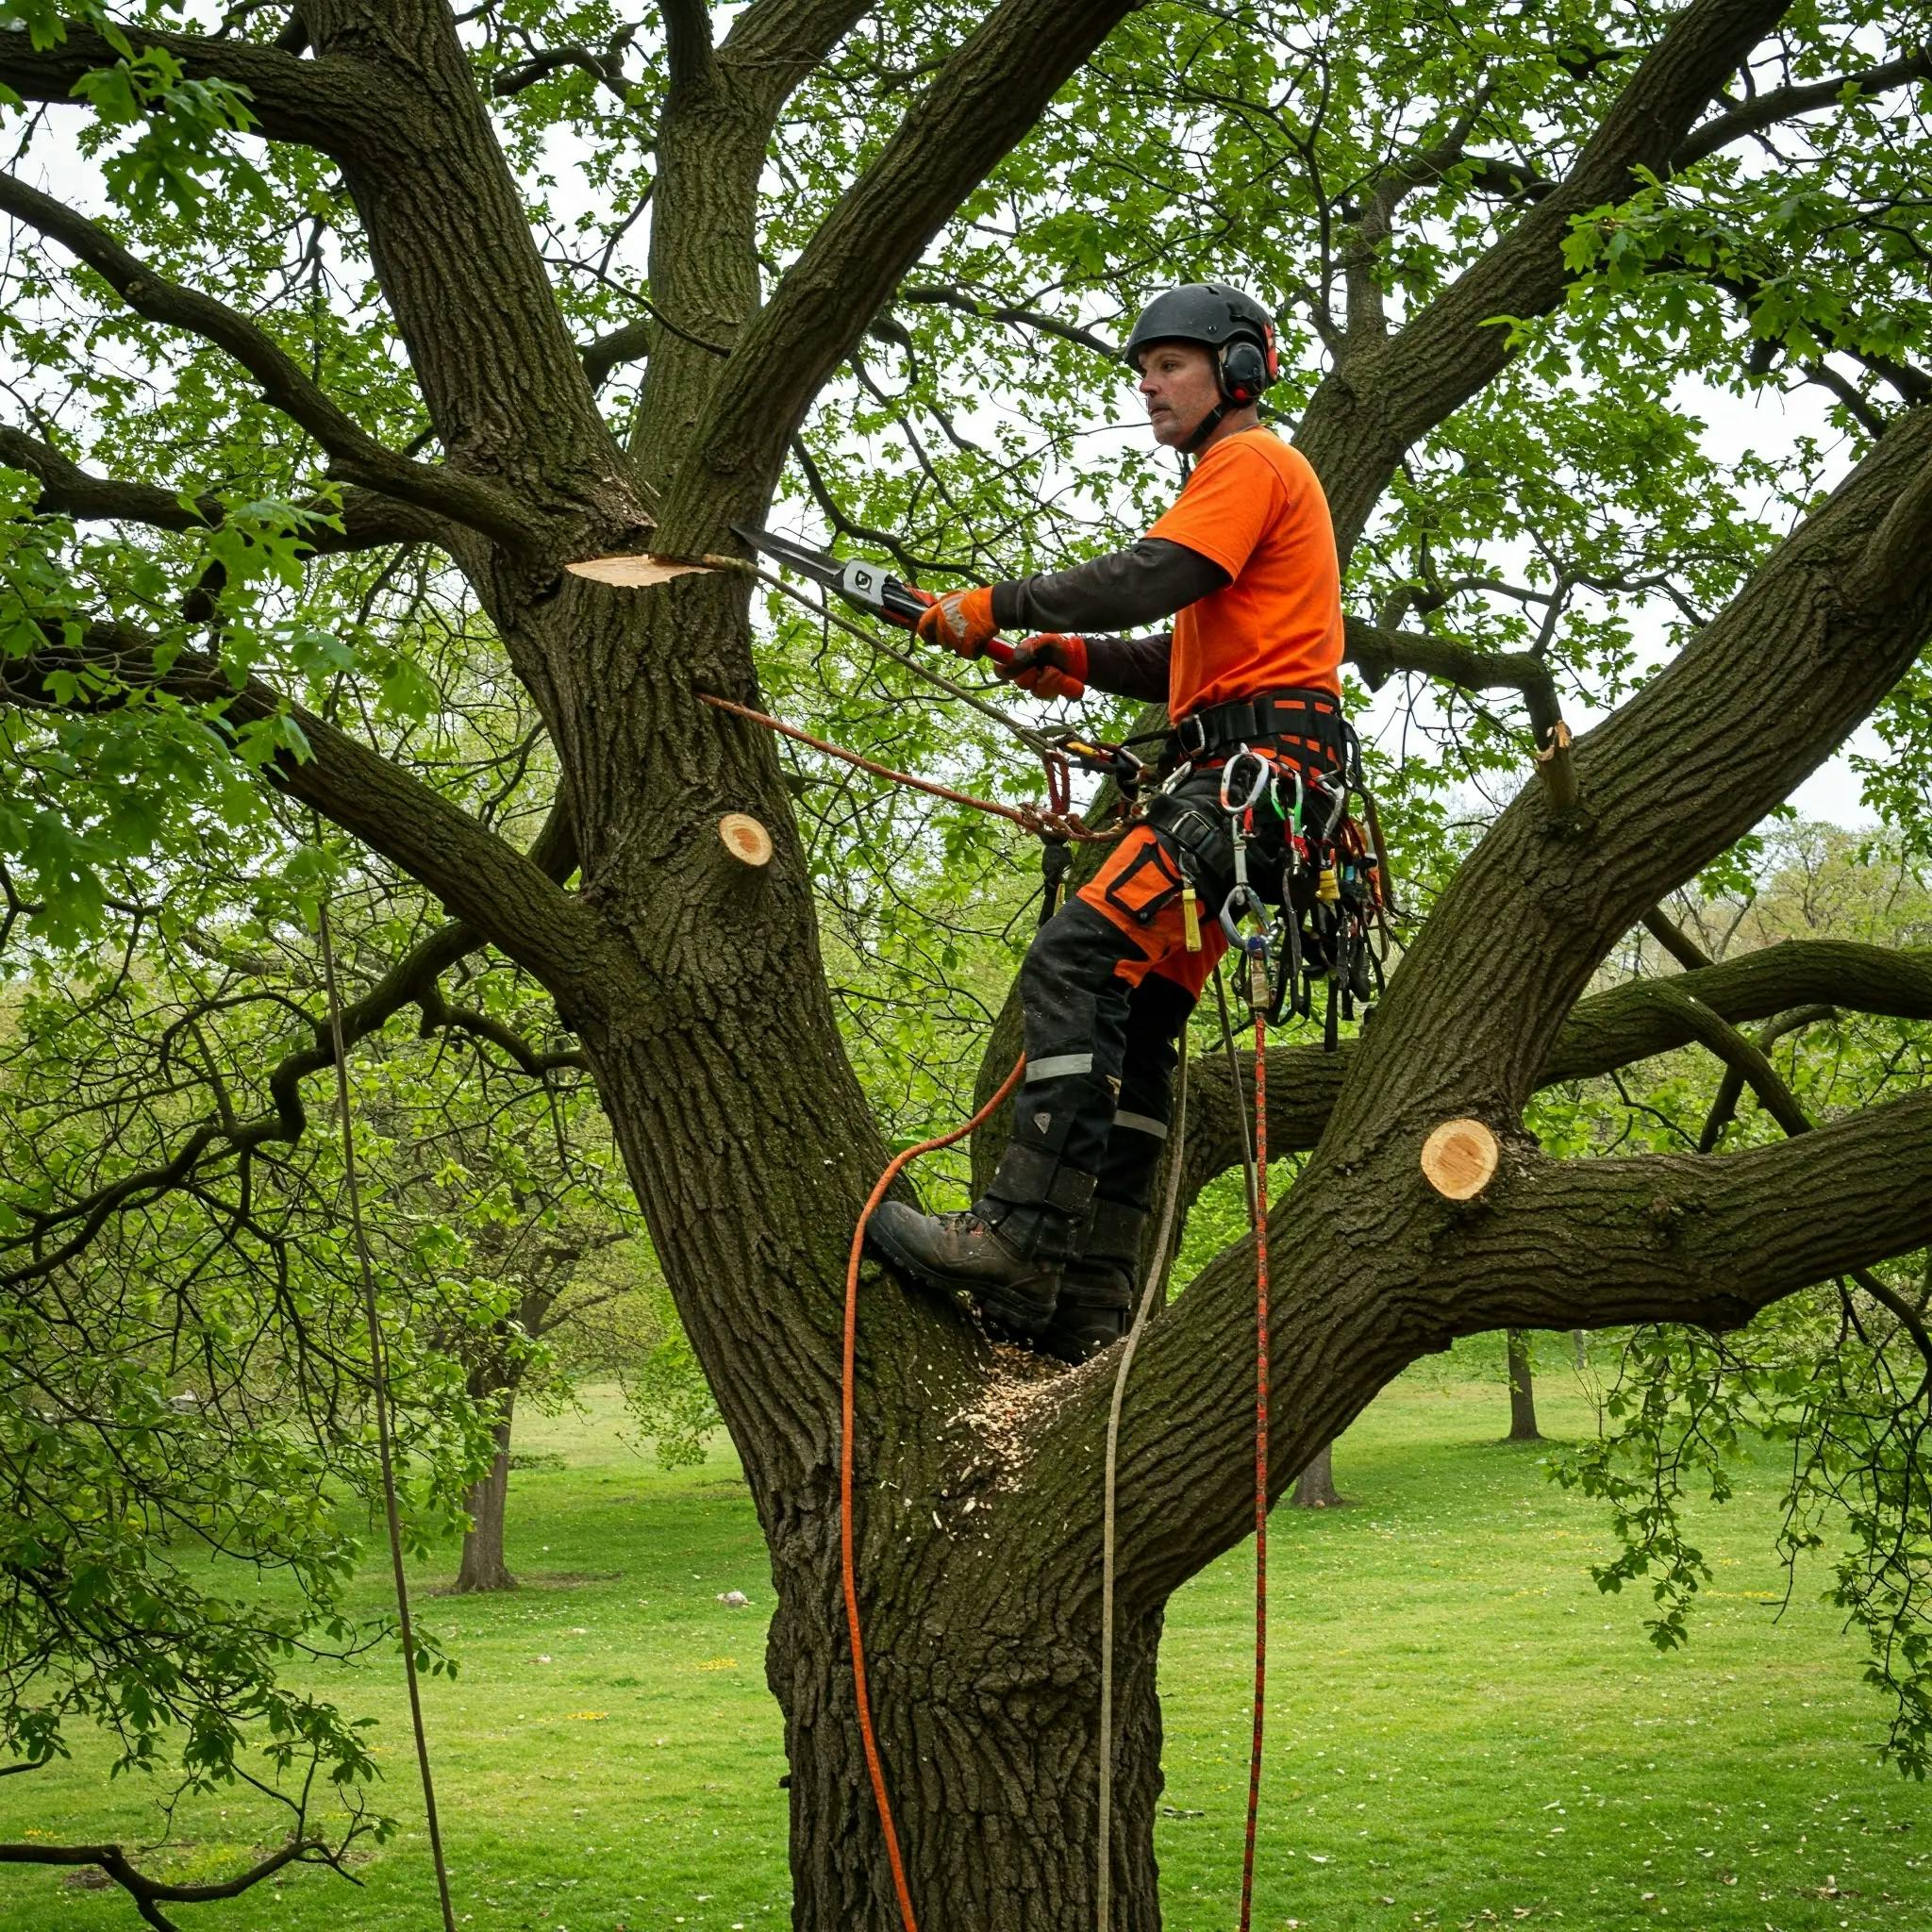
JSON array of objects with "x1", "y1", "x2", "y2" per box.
[{"x1": 4, "y1": 1365, "x2": 1926, "y2": 1931}]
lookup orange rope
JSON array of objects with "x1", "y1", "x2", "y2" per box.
[
  {"x1": 1238, "y1": 1006, "x2": 1271, "y2": 1930},
  {"x1": 841, "y1": 1057, "x2": 1028, "y2": 1932}
]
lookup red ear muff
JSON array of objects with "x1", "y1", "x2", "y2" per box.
[{"x1": 1263, "y1": 322, "x2": 1279, "y2": 382}]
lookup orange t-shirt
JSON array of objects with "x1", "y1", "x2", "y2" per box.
[{"x1": 1145, "y1": 428, "x2": 1343, "y2": 717}]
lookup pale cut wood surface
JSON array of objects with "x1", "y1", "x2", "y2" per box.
[{"x1": 1420, "y1": 1117, "x2": 1501, "y2": 1200}]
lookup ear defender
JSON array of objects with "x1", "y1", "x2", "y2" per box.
[{"x1": 1220, "y1": 337, "x2": 1270, "y2": 406}]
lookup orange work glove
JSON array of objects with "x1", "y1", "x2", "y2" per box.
[
  {"x1": 1008, "y1": 633, "x2": 1090, "y2": 701},
  {"x1": 914, "y1": 584, "x2": 998, "y2": 659}
]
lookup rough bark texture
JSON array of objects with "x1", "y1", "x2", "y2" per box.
[{"x1": 8, "y1": 4, "x2": 1932, "y2": 1926}]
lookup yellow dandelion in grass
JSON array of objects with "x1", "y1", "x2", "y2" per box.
[
  {"x1": 565, "y1": 1710, "x2": 609, "y2": 1721},
  {"x1": 694, "y1": 1657, "x2": 738, "y2": 1672}
]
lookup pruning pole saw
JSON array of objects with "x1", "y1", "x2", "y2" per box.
[{"x1": 732, "y1": 523, "x2": 1088, "y2": 701}]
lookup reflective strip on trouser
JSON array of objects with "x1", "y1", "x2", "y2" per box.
[
  {"x1": 993, "y1": 765, "x2": 1293, "y2": 1225},
  {"x1": 997, "y1": 902, "x2": 1206, "y2": 1196},
  {"x1": 1026, "y1": 1052, "x2": 1094, "y2": 1083}
]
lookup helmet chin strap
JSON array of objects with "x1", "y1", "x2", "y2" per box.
[{"x1": 1179, "y1": 398, "x2": 1231, "y2": 456}]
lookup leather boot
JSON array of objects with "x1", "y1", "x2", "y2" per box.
[
  {"x1": 865, "y1": 1142, "x2": 1096, "y2": 1339},
  {"x1": 1039, "y1": 1197, "x2": 1145, "y2": 1364}
]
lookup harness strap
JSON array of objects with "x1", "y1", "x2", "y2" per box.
[{"x1": 1169, "y1": 686, "x2": 1346, "y2": 767}]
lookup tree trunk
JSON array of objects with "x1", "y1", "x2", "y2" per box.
[
  {"x1": 770, "y1": 1574, "x2": 1168, "y2": 1931},
  {"x1": 1291, "y1": 1440, "x2": 1343, "y2": 1508},
  {"x1": 1504, "y1": 1330, "x2": 1541, "y2": 1442},
  {"x1": 455, "y1": 1398, "x2": 517, "y2": 1593}
]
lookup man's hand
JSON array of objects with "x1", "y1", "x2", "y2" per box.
[
  {"x1": 914, "y1": 585, "x2": 997, "y2": 658},
  {"x1": 1008, "y1": 633, "x2": 1089, "y2": 700}
]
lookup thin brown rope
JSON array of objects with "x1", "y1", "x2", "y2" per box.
[
  {"x1": 697, "y1": 692, "x2": 1118, "y2": 843},
  {"x1": 315, "y1": 887, "x2": 458, "y2": 1932},
  {"x1": 1096, "y1": 1032, "x2": 1189, "y2": 1928}
]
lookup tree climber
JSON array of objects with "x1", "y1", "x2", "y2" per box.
[{"x1": 867, "y1": 281, "x2": 1349, "y2": 1364}]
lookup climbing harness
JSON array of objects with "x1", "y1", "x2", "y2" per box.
[
  {"x1": 313, "y1": 865, "x2": 458, "y2": 1932},
  {"x1": 842, "y1": 1058, "x2": 1028, "y2": 1932}
]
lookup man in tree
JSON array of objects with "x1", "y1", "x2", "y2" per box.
[
  {"x1": 869, "y1": 282, "x2": 1350, "y2": 1362},
  {"x1": 5, "y1": 5, "x2": 1930, "y2": 1923}
]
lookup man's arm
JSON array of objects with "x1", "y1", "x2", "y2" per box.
[
  {"x1": 990, "y1": 535, "x2": 1225, "y2": 630},
  {"x1": 989, "y1": 536, "x2": 1226, "y2": 700}
]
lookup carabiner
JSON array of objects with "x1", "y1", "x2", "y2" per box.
[
  {"x1": 1219, "y1": 744, "x2": 1272, "y2": 815},
  {"x1": 1277, "y1": 764, "x2": 1304, "y2": 832},
  {"x1": 1219, "y1": 882, "x2": 1267, "y2": 946}
]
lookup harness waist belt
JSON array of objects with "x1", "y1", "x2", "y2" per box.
[{"x1": 1169, "y1": 686, "x2": 1345, "y2": 766}]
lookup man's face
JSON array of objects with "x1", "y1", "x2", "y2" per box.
[{"x1": 1136, "y1": 340, "x2": 1220, "y2": 448}]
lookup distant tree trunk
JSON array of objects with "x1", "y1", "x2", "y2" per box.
[
  {"x1": 1291, "y1": 1440, "x2": 1343, "y2": 1507},
  {"x1": 1571, "y1": 1327, "x2": 1588, "y2": 1369},
  {"x1": 1505, "y1": 1330, "x2": 1541, "y2": 1442},
  {"x1": 455, "y1": 1387, "x2": 517, "y2": 1593}
]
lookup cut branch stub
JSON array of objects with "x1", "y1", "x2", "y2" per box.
[
  {"x1": 1421, "y1": 1118, "x2": 1501, "y2": 1199},
  {"x1": 1533, "y1": 718, "x2": 1578, "y2": 812},
  {"x1": 565, "y1": 555, "x2": 718, "y2": 588},
  {"x1": 719, "y1": 813, "x2": 774, "y2": 868}
]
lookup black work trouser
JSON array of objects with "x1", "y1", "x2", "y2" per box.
[{"x1": 985, "y1": 762, "x2": 1305, "y2": 1235}]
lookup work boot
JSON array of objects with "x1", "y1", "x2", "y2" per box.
[
  {"x1": 866, "y1": 1142, "x2": 1096, "y2": 1340},
  {"x1": 1039, "y1": 1197, "x2": 1145, "y2": 1364}
]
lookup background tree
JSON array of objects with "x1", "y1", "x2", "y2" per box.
[
  {"x1": 2, "y1": 4, "x2": 1931, "y2": 1928},
  {"x1": 1504, "y1": 1331, "x2": 1541, "y2": 1442}
]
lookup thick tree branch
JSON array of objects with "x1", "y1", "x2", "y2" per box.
[
  {"x1": 0, "y1": 175, "x2": 534, "y2": 547},
  {"x1": 0, "y1": 625, "x2": 621, "y2": 1019},
  {"x1": 1344, "y1": 614, "x2": 1565, "y2": 741},
  {"x1": 1672, "y1": 47, "x2": 1932, "y2": 170},
  {"x1": 0, "y1": 425, "x2": 452, "y2": 553},
  {"x1": 658, "y1": 0, "x2": 716, "y2": 98},
  {"x1": 1323, "y1": 405, "x2": 1932, "y2": 1147},
  {"x1": 1180, "y1": 941, "x2": 1932, "y2": 1193},
  {"x1": 718, "y1": 0, "x2": 873, "y2": 109},
  {"x1": 656, "y1": 0, "x2": 1140, "y2": 541},
  {"x1": 0, "y1": 22, "x2": 398, "y2": 157},
  {"x1": 581, "y1": 318, "x2": 655, "y2": 391},
  {"x1": 1458, "y1": 1091, "x2": 1932, "y2": 1340}
]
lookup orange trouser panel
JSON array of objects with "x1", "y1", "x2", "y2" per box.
[{"x1": 1079, "y1": 824, "x2": 1228, "y2": 1001}]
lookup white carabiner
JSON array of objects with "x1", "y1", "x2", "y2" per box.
[{"x1": 1218, "y1": 743, "x2": 1271, "y2": 814}]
